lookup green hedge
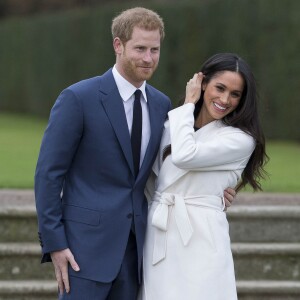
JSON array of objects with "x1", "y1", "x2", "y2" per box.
[{"x1": 0, "y1": 0, "x2": 299, "y2": 140}]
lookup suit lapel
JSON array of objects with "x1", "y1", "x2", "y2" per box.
[
  {"x1": 99, "y1": 70, "x2": 134, "y2": 176},
  {"x1": 138, "y1": 86, "x2": 166, "y2": 180}
]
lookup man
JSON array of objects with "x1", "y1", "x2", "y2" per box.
[{"x1": 35, "y1": 7, "x2": 235, "y2": 300}]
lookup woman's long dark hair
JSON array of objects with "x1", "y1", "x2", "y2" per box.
[{"x1": 164, "y1": 53, "x2": 268, "y2": 191}]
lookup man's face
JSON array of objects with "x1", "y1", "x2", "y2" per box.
[{"x1": 114, "y1": 27, "x2": 161, "y2": 87}]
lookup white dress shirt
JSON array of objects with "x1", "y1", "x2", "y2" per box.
[{"x1": 112, "y1": 66, "x2": 151, "y2": 167}]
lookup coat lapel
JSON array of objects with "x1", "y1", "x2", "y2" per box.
[
  {"x1": 99, "y1": 70, "x2": 134, "y2": 176},
  {"x1": 157, "y1": 156, "x2": 188, "y2": 192},
  {"x1": 155, "y1": 120, "x2": 188, "y2": 192}
]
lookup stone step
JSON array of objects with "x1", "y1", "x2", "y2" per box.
[
  {"x1": 234, "y1": 192, "x2": 300, "y2": 206},
  {"x1": 1, "y1": 191, "x2": 299, "y2": 299},
  {"x1": 0, "y1": 280, "x2": 57, "y2": 300},
  {"x1": 0, "y1": 243, "x2": 54, "y2": 280},
  {"x1": 228, "y1": 205, "x2": 300, "y2": 242},
  {"x1": 0, "y1": 207, "x2": 37, "y2": 242},
  {"x1": 232, "y1": 243, "x2": 300, "y2": 281},
  {"x1": 237, "y1": 280, "x2": 300, "y2": 300},
  {"x1": 2, "y1": 205, "x2": 298, "y2": 243},
  {"x1": 0, "y1": 189, "x2": 37, "y2": 243},
  {"x1": 0, "y1": 280, "x2": 299, "y2": 300},
  {"x1": 1, "y1": 242, "x2": 299, "y2": 281},
  {"x1": 1, "y1": 191, "x2": 300, "y2": 243}
]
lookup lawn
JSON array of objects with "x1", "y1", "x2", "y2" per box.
[
  {"x1": 0, "y1": 113, "x2": 47, "y2": 188},
  {"x1": 258, "y1": 141, "x2": 300, "y2": 193},
  {"x1": 0, "y1": 113, "x2": 299, "y2": 192}
]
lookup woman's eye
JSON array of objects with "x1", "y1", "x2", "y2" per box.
[{"x1": 232, "y1": 92, "x2": 241, "y2": 98}]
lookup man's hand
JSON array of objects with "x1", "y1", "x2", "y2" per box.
[
  {"x1": 50, "y1": 248, "x2": 80, "y2": 295},
  {"x1": 223, "y1": 188, "x2": 236, "y2": 210}
]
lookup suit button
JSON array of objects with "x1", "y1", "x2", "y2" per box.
[{"x1": 127, "y1": 213, "x2": 133, "y2": 219}]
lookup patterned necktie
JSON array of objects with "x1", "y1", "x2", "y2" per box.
[{"x1": 131, "y1": 89, "x2": 142, "y2": 178}]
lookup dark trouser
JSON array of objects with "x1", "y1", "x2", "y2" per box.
[{"x1": 59, "y1": 230, "x2": 139, "y2": 300}]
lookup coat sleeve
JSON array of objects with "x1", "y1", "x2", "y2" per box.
[
  {"x1": 34, "y1": 88, "x2": 83, "y2": 255},
  {"x1": 168, "y1": 103, "x2": 255, "y2": 171}
]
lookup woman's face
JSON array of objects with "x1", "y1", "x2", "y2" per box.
[{"x1": 200, "y1": 71, "x2": 244, "y2": 125}]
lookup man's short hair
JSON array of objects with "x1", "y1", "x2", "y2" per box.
[{"x1": 111, "y1": 7, "x2": 165, "y2": 43}]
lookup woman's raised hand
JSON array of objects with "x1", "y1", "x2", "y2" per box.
[{"x1": 184, "y1": 72, "x2": 204, "y2": 104}]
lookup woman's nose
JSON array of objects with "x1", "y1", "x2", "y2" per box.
[{"x1": 220, "y1": 94, "x2": 230, "y2": 104}]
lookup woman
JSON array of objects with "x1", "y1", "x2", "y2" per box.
[{"x1": 139, "y1": 53, "x2": 268, "y2": 299}]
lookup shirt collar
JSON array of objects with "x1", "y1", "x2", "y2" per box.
[{"x1": 112, "y1": 65, "x2": 147, "y2": 102}]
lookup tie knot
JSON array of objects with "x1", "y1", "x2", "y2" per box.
[{"x1": 134, "y1": 89, "x2": 142, "y2": 101}]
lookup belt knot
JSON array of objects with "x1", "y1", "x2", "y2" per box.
[{"x1": 151, "y1": 192, "x2": 193, "y2": 265}]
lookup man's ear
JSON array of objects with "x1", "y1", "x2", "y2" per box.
[{"x1": 113, "y1": 37, "x2": 123, "y2": 54}]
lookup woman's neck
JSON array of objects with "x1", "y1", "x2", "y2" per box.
[{"x1": 195, "y1": 109, "x2": 213, "y2": 128}]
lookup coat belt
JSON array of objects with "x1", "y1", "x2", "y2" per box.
[{"x1": 151, "y1": 191, "x2": 225, "y2": 265}]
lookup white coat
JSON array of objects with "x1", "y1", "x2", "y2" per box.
[{"x1": 139, "y1": 103, "x2": 255, "y2": 300}]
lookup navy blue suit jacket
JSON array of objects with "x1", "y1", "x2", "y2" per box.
[{"x1": 35, "y1": 69, "x2": 171, "y2": 283}]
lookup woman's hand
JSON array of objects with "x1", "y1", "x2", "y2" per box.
[{"x1": 184, "y1": 72, "x2": 204, "y2": 104}]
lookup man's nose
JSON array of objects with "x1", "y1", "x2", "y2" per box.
[{"x1": 143, "y1": 50, "x2": 152, "y2": 62}]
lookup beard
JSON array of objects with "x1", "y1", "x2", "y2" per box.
[{"x1": 122, "y1": 58, "x2": 159, "y2": 84}]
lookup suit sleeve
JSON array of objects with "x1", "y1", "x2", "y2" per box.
[
  {"x1": 34, "y1": 88, "x2": 83, "y2": 256},
  {"x1": 168, "y1": 103, "x2": 255, "y2": 171}
]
